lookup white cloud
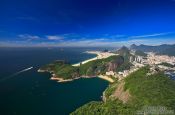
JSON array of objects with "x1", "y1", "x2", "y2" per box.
[
  {"x1": 0, "y1": 38, "x2": 175, "y2": 47},
  {"x1": 129, "y1": 32, "x2": 173, "y2": 39},
  {"x1": 46, "y1": 35, "x2": 64, "y2": 40},
  {"x1": 55, "y1": 38, "x2": 175, "y2": 47},
  {"x1": 18, "y1": 34, "x2": 40, "y2": 41},
  {"x1": 2, "y1": 32, "x2": 175, "y2": 47}
]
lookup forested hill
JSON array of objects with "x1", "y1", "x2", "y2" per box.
[{"x1": 71, "y1": 66, "x2": 175, "y2": 115}]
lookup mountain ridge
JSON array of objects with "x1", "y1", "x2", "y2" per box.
[{"x1": 130, "y1": 44, "x2": 175, "y2": 56}]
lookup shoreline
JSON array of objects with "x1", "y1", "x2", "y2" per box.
[
  {"x1": 72, "y1": 51, "x2": 117, "y2": 67},
  {"x1": 50, "y1": 74, "x2": 97, "y2": 82},
  {"x1": 50, "y1": 76, "x2": 77, "y2": 82},
  {"x1": 72, "y1": 51, "x2": 98, "y2": 66},
  {"x1": 97, "y1": 75, "x2": 114, "y2": 83},
  {"x1": 51, "y1": 75, "x2": 114, "y2": 83},
  {"x1": 38, "y1": 69, "x2": 114, "y2": 83},
  {"x1": 38, "y1": 50, "x2": 117, "y2": 83}
]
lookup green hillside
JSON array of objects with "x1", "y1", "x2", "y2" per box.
[
  {"x1": 71, "y1": 66, "x2": 175, "y2": 115},
  {"x1": 39, "y1": 55, "x2": 129, "y2": 79}
]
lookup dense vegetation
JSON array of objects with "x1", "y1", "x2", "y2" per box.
[
  {"x1": 71, "y1": 67, "x2": 175, "y2": 115},
  {"x1": 103, "y1": 81, "x2": 118, "y2": 99},
  {"x1": 71, "y1": 100, "x2": 134, "y2": 115},
  {"x1": 40, "y1": 47, "x2": 134, "y2": 79},
  {"x1": 39, "y1": 55, "x2": 131, "y2": 79},
  {"x1": 40, "y1": 60, "x2": 79, "y2": 79},
  {"x1": 124, "y1": 66, "x2": 175, "y2": 109}
]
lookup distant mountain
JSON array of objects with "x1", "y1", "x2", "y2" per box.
[
  {"x1": 130, "y1": 44, "x2": 175, "y2": 56},
  {"x1": 135, "y1": 50, "x2": 147, "y2": 57},
  {"x1": 115, "y1": 46, "x2": 133, "y2": 70},
  {"x1": 116, "y1": 46, "x2": 130, "y2": 56}
]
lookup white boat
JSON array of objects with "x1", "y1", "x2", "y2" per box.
[{"x1": 23, "y1": 67, "x2": 33, "y2": 71}]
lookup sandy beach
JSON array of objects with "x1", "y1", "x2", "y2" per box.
[
  {"x1": 39, "y1": 51, "x2": 117, "y2": 83},
  {"x1": 72, "y1": 51, "x2": 117, "y2": 66},
  {"x1": 50, "y1": 77, "x2": 73, "y2": 82},
  {"x1": 98, "y1": 75, "x2": 114, "y2": 83}
]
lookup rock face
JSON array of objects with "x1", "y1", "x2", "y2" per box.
[
  {"x1": 113, "y1": 81, "x2": 130, "y2": 103},
  {"x1": 106, "y1": 56, "x2": 124, "y2": 71},
  {"x1": 80, "y1": 56, "x2": 125, "y2": 76}
]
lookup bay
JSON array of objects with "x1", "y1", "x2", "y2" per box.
[{"x1": 0, "y1": 47, "x2": 109, "y2": 115}]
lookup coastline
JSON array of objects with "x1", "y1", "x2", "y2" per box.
[
  {"x1": 38, "y1": 50, "x2": 117, "y2": 83},
  {"x1": 38, "y1": 69, "x2": 113, "y2": 83},
  {"x1": 38, "y1": 70, "x2": 96, "y2": 82},
  {"x1": 72, "y1": 51, "x2": 98, "y2": 66},
  {"x1": 50, "y1": 76, "x2": 78, "y2": 82},
  {"x1": 97, "y1": 75, "x2": 114, "y2": 83},
  {"x1": 50, "y1": 74, "x2": 97, "y2": 83},
  {"x1": 51, "y1": 74, "x2": 114, "y2": 83},
  {"x1": 72, "y1": 51, "x2": 117, "y2": 67}
]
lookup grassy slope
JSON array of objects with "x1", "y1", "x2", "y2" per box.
[{"x1": 71, "y1": 67, "x2": 175, "y2": 115}]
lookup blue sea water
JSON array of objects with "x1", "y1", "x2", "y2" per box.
[{"x1": 0, "y1": 47, "x2": 110, "y2": 115}]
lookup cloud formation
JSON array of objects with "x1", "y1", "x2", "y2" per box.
[
  {"x1": 129, "y1": 32, "x2": 173, "y2": 39},
  {"x1": 46, "y1": 35, "x2": 64, "y2": 40},
  {"x1": 1, "y1": 32, "x2": 174, "y2": 47},
  {"x1": 18, "y1": 34, "x2": 40, "y2": 41},
  {"x1": 55, "y1": 38, "x2": 175, "y2": 47},
  {"x1": 1, "y1": 37, "x2": 175, "y2": 47}
]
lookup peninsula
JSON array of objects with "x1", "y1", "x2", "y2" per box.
[
  {"x1": 72, "y1": 51, "x2": 117, "y2": 67},
  {"x1": 38, "y1": 51, "x2": 126, "y2": 83}
]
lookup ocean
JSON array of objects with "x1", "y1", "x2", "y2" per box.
[{"x1": 0, "y1": 47, "x2": 110, "y2": 115}]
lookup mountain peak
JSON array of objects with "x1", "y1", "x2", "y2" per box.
[
  {"x1": 130, "y1": 44, "x2": 137, "y2": 49},
  {"x1": 117, "y1": 46, "x2": 130, "y2": 55}
]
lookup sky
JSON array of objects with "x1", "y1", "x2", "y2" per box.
[{"x1": 0, "y1": 0, "x2": 175, "y2": 47}]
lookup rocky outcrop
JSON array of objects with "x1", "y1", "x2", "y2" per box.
[
  {"x1": 106, "y1": 56, "x2": 124, "y2": 71},
  {"x1": 112, "y1": 81, "x2": 130, "y2": 103}
]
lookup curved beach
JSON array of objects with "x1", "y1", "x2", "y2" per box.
[
  {"x1": 72, "y1": 51, "x2": 117, "y2": 67},
  {"x1": 98, "y1": 75, "x2": 114, "y2": 83}
]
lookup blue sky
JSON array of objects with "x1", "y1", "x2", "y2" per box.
[{"x1": 0, "y1": 0, "x2": 175, "y2": 47}]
